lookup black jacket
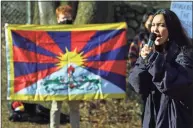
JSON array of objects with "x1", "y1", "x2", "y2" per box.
[{"x1": 129, "y1": 42, "x2": 193, "y2": 128}]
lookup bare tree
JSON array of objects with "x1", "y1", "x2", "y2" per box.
[
  {"x1": 74, "y1": 1, "x2": 114, "y2": 24},
  {"x1": 37, "y1": 1, "x2": 57, "y2": 25}
]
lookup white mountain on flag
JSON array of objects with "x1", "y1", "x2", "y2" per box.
[{"x1": 17, "y1": 64, "x2": 125, "y2": 96}]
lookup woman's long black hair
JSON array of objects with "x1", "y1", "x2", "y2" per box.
[
  {"x1": 153, "y1": 9, "x2": 191, "y2": 47},
  {"x1": 139, "y1": 11, "x2": 154, "y2": 32}
]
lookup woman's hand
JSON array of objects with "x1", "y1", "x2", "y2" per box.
[{"x1": 140, "y1": 44, "x2": 154, "y2": 59}]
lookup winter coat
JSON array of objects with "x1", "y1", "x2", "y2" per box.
[{"x1": 128, "y1": 41, "x2": 193, "y2": 128}]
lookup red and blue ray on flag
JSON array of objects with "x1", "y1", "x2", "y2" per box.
[{"x1": 5, "y1": 22, "x2": 128, "y2": 101}]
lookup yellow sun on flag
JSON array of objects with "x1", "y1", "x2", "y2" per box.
[{"x1": 56, "y1": 48, "x2": 86, "y2": 69}]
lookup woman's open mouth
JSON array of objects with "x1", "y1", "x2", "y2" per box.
[{"x1": 156, "y1": 35, "x2": 161, "y2": 40}]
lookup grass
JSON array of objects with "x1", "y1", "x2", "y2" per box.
[{"x1": 1, "y1": 30, "x2": 142, "y2": 128}]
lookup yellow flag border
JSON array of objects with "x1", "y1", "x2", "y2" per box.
[
  {"x1": 5, "y1": 22, "x2": 127, "y2": 31},
  {"x1": 8, "y1": 93, "x2": 126, "y2": 101}
]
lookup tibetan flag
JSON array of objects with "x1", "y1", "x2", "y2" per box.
[{"x1": 5, "y1": 22, "x2": 128, "y2": 101}]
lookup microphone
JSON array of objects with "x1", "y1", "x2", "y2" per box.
[
  {"x1": 144, "y1": 33, "x2": 157, "y2": 63},
  {"x1": 147, "y1": 33, "x2": 157, "y2": 47}
]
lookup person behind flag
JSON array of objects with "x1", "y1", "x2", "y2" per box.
[
  {"x1": 50, "y1": 5, "x2": 80, "y2": 128},
  {"x1": 129, "y1": 9, "x2": 193, "y2": 128},
  {"x1": 128, "y1": 12, "x2": 154, "y2": 69}
]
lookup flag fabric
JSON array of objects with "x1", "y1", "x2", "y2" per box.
[{"x1": 5, "y1": 22, "x2": 128, "y2": 101}]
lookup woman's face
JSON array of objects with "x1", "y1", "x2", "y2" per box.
[{"x1": 151, "y1": 14, "x2": 169, "y2": 46}]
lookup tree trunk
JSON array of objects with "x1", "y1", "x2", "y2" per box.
[
  {"x1": 26, "y1": 0, "x2": 32, "y2": 24},
  {"x1": 68, "y1": 1, "x2": 79, "y2": 21},
  {"x1": 32, "y1": 1, "x2": 40, "y2": 24},
  {"x1": 38, "y1": 1, "x2": 57, "y2": 25},
  {"x1": 74, "y1": 1, "x2": 114, "y2": 24}
]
